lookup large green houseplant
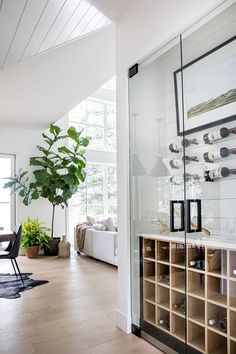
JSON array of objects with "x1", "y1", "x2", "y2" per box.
[{"x1": 4, "y1": 124, "x2": 90, "y2": 255}]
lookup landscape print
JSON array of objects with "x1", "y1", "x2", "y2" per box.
[
  {"x1": 187, "y1": 88, "x2": 236, "y2": 119},
  {"x1": 175, "y1": 37, "x2": 236, "y2": 135}
]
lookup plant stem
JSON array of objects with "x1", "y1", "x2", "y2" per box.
[{"x1": 51, "y1": 204, "x2": 56, "y2": 238}]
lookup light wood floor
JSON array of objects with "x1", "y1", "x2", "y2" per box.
[{"x1": 0, "y1": 253, "x2": 162, "y2": 354}]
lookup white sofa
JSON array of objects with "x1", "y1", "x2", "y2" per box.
[{"x1": 74, "y1": 228, "x2": 118, "y2": 266}]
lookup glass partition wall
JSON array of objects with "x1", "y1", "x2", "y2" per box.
[{"x1": 129, "y1": 1, "x2": 236, "y2": 353}]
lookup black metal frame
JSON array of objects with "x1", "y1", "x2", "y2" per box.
[
  {"x1": 174, "y1": 35, "x2": 236, "y2": 136},
  {"x1": 170, "y1": 200, "x2": 185, "y2": 232},
  {"x1": 186, "y1": 199, "x2": 202, "y2": 233}
]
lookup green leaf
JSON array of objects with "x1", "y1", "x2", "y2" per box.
[
  {"x1": 67, "y1": 126, "x2": 78, "y2": 142},
  {"x1": 30, "y1": 157, "x2": 45, "y2": 167},
  {"x1": 23, "y1": 193, "x2": 32, "y2": 206},
  {"x1": 19, "y1": 189, "x2": 25, "y2": 197},
  {"x1": 36, "y1": 146, "x2": 50, "y2": 156},
  {"x1": 58, "y1": 146, "x2": 73, "y2": 155},
  {"x1": 3, "y1": 181, "x2": 15, "y2": 188},
  {"x1": 33, "y1": 169, "x2": 48, "y2": 183},
  {"x1": 63, "y1": 174, "x2": 74, "y2": 184},
  {"x1": 42, "y1": 133, "x2": 53, "y2": 146},
  {"x1": 32, "y1": 191, "x2": 40, "y2": 200},
  {"x1": 50, "y1": 124, "x2": 61, "y2": 136},
  {"x1": 19, "y1": 170, "x2": 28, "y2": 179}
]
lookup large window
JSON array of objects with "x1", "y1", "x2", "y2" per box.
[
  {"x1": 0, "y1": 154, "x2": 15, "y2": 231},
  {"x1": 69, "y1": 163, "x2": 117, "y2": 233},
  {"x1": 69, "y1": 98, "x2": 116, "y2": 151},
  {"x1": 68, "y1": 78, "x2": 117, "y2": 240}
]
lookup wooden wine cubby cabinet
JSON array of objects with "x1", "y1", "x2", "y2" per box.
[{"x1": 141, "y1": 236, "x2": 236, "y2": 354}]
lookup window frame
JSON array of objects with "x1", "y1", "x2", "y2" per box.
[
  {"x1": 0, "y1": 153, "x2": 16, "y2": 231},
  {"x1": 69, "y1": 97, "x2": 116, "y2": 152}
]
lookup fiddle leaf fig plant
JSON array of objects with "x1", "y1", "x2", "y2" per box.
[{"x1": 4, "y1": 124, "x2": 90, "y2": 237}]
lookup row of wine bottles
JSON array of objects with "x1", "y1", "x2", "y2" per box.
[
  {"x1": 169, "y1": 127, "x2": 236, "y2": 153},
  {"x1": 170, "y1": 167, "x2": 236, "y2": 184},
  {"x1": 158, "y1": 314, "x2": 227, "y2": 333},
  {"x1": 169, "y1": 147, "x2": 236, "y2": 169}
]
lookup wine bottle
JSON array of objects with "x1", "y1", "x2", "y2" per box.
[
  {"x1": 173, "y1": 298, "x2": 186, "y2": 314},
  {"x1": 204, "y1": 167, "x2": 236, "y2": 180},
  {"x1": 203, "y1": 127, "x2": 236, "y2": 144},
  {"x1": 157, "y1": 274, "x2": 169, "y2": 284},
  {"x1": 169, "y1": 138, "x2": 198, "y2": 153},
  {"x1": 218, "y1": 319, "x2": 227, "y2": 333},
  {"x1": 203, "y1": 147, "x2": 236, "y2": 162},
  {"x1": 169, "y1": 158, "x2": 183, "y2": 169},
  {"x1": 189, "y1": 259, "x2": 205, "y2": 270},
  {"x1": 169, "y1": 156, "x2": 199, "y2": 169},
  {"x1": 170, "y1": 173, "x2": 201, "y2": 185},
  {"x1": 208, "y1": 312, "x2": 227, "y2": 333},
  {"x1": 158, "y1": 319, "x2": 170, "y2": 330}
]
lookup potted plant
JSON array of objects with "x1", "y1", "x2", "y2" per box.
[
  {"x1": 4, "y1": 124, "x2": 90, "y2": 255},
  {"x1": 21, "y1": 217, "x2": 51, "y2": 258}
]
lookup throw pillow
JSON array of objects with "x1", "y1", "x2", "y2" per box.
[
  {"x1": 100, "y1": 217, "x2": 116, "y2": 232},
  {"x1": 87, "y1": 216, "x2": 95, "y2": 224}
]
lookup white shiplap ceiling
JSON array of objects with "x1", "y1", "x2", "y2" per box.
[{"x1": 0, "y1": 0, "x2": 132, "y2": 70}]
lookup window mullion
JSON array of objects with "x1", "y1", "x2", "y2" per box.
[
  {"x1": 103, "y1": 166, "x2": 108, "y2": 217},
  {"x1": 104, "y1": 103, "x2": 108, "y2": 149}
]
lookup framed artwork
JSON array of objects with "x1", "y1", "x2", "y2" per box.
[{"x1": 174, "y1": 35, "x2": 236, "y2": 136}]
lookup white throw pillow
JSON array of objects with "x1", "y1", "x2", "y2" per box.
[
  {"x1": 87, "y1": 216, "x2": 95, "y2": 224},
  {"x1": 100, "y1": 217, "x2": 116, "y2": 232},
  {"x1": 93, "y1": 223, "x2": 107, "y2": 231}
]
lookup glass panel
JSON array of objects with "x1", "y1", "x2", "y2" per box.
[
  {"x1": 130, "y1": 3, "x2": 236, "y2": 353},
  {"x1": 129, "y1": 35, "x2": 187, "y2": 351},
  {"x1": 181, "y1": 2, "x2": 236, "y2": 354}
]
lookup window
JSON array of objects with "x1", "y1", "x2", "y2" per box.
[
  {"x1": 69, "y1": 164, "x2": 117, "y2": 235},
  {"x1": 69, "y1": 98, "x2": 116, "y2": 151},
  {"x1": 68, "y1": 77, "x2": 117, "y2": 241},
  {"x1": 0, "y1": 154, "x2": 15, "y2": 231}
]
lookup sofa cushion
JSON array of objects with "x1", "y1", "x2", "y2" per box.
[
  {"x1": 93, "y1": 223, "x2": 106, "y2": 231},
  {"x1": 100, "y1": 217, "x2": 116, "y2": 232}
]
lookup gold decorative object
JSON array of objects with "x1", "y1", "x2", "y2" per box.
[{"x1": 152, "y1": 216, "x2": 169, "y2": 233}]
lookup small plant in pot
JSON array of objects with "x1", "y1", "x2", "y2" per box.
[
  {"x1": 21, "y1": 217, "x2": 51, "y2": 259},
  {"x1": 4, "y1": 124, "x2": 90, "y2": 256}
]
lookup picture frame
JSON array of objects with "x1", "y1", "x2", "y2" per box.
[{"x1": 174, "y1": 35, "x2": 236, "y2": 136}]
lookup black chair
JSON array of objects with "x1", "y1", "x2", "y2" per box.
[{"x1": 0, "y1": 224, "x2": 24, "y2": 285}]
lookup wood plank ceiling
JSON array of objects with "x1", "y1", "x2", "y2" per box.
[{"x1": 0, "y1": 0, "x2": 132, "y2": 70}]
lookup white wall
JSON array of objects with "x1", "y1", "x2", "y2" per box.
[
  {"x1": 116, "y1": 0, "x2": 225, "y2": 333},
  {"x1": 0, "y1": 117, "x2": 67, "y2": 236}
]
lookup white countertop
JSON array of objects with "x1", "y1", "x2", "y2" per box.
[{"x1": 138, "y1": 231, "x2": 236, "y2": 250}]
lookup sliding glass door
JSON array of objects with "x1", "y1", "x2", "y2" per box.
[{"x1": 129, "y1": 1, "x2": 236, "y2": 353}]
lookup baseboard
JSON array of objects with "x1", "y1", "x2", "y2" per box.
[{"x1": 116, "y1": 309, "x2": 132, "y2": 333}]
